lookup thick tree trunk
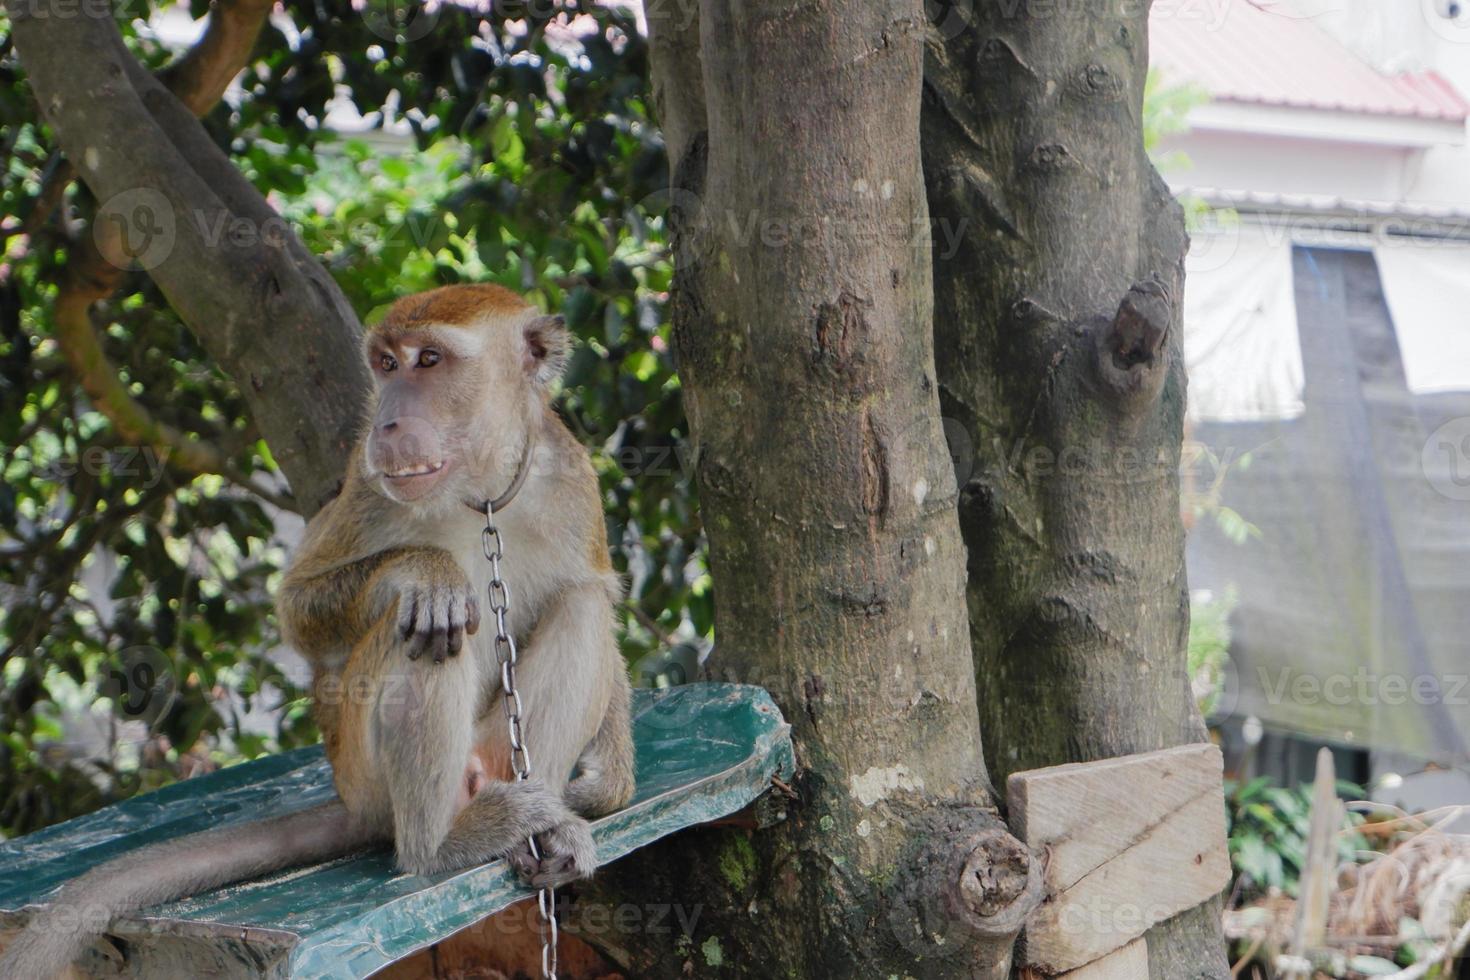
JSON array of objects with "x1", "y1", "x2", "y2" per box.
[
  {"x1": 921, "y1": 3, "x2": 1229, "y2": 976},
  {"x1": 585, "y1": 0, "x2": 1038, "y2": 976}
]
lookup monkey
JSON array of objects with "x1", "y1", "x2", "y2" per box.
[{"x1": 0, "y1": 284, "x2": 637, "y2": 979}]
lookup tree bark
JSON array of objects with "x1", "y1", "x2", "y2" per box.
[
  {"x1": 586, "y1": 0, "x2": 1038, "y2": 976},
  {"x1": 8, "y1": 1, "x2": 366, "y2": 514},
  {"x1": 920, "y1": 3, "x2": 1229, "y2": 976},
  {"x1": 43, "y1": 0, "x2": 277, "y2": 484}
]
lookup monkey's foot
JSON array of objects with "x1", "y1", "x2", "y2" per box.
[{"x1": 505, "y1": 817, "x2": 597, "y2": 888}]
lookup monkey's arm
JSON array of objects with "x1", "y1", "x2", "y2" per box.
[
  {"x1": 277, "y1": 485, "x2": 481, "y2": 666},
  {"x1": 278, "y1": 544, "x2": 481, "y2": 665}
]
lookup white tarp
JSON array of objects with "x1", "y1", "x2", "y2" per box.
[
  {"x1": 1375, "y1": 242, "x2": 1470, "y2": 395},
  {"x1": 1184, "y1": 224, "x2": 1305, "y2": 423}
]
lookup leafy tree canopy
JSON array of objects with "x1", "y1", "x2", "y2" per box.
[{"x1": 0, "y1": 0, "x2": 706, "y2": 836}]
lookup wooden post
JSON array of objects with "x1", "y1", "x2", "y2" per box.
[{"x1": 1283, "y1": 748, "x2": 1341, "y2": 979}]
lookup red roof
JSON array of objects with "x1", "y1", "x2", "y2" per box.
[{"x1": 1149, "y1": 2, "x2": 1469, "y2": 122}]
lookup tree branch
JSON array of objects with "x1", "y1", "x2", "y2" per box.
[
  {"x1": 18, "y1": 0, "x2": 272, "y2": 480},
  {"x1": 8, "y1": 0, "x2": 369, "y2": 515},
  {"x1": 53, "y1": 225, "x2": 228, "y2": 476},
  {"x1": 157, "y1": 0, "x2": 274, "y2": 116}
]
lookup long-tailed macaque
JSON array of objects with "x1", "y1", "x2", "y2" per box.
[{"x1": 0, "y1": 284, "x2": 636, "y2": 979}]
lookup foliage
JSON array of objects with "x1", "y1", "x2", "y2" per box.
[
  {"x1": 1144, "y1": 67, "x2": 1227, "y2": 232},
  {"x1": 1225, "y1": 785, "x2": 1467, "y2": 978},
  {"x1": 0, "y1": 6, "x2": 1218, "y2": 837},
  {"x1": 1143, "y1": 67, "x2": 1208, "y2": 164},
  {"x1": 1185, "y1": 442, "x2": 1263, "y2": 545},
  {"x1": 1225, "y1": 775, "x2": 1369, "y2": 901},
  {"x1": 0, "y1": 1, "x2": 704, "y2": 836},
  {"x1": 1188, "y1": 586, "x2": 1235, "y2": 718}
]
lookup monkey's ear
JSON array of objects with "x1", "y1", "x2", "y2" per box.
[{"x1": 522, "y1": 313, "x2": 571, "y2": 386}]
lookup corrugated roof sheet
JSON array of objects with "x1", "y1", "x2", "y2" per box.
[{"x1": 1150, "y1": 2, "x2": 1469, "y2": 122}]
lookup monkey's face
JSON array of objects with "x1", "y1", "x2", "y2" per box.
[
  {"x1": 361, "y1": 286, "x2": 569, "y2": 511},
  {"x1": 362, "y1": 329, "x2": 475, "y2": 505}
]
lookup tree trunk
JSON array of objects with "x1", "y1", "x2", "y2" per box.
[
  {"x1": 920, "y1": 3, "x2": 1229, "y2": 976},
  {"x1": 584, "y1": 0, "x2": 1038, "y2": 975}
]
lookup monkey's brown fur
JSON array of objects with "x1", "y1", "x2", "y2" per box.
[{"x1": 0, "y1": 286, "x2": 635, "y2": 979}]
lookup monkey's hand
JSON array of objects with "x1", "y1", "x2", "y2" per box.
[
  {"x1": 375, "y1": 555, "x2": 481, "y2": 664},
  {"x1": 506, "y1": 815, "x2": 598, "y2": 889}
]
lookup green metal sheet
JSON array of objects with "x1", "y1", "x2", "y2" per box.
[{"x1": 0, "y1": 684, "x2": 793, "y2": 978}]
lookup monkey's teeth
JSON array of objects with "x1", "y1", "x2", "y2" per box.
[{"x1": 387, "y1": 461, "x2": 446, "y2": 478}]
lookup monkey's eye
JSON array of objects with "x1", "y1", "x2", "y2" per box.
[
  {"x1": 379, "y1": 353, "x2": 398, "y2": 373},
  {"x1": 418, "y1": 349, "x2": 441, "y2": 368}
]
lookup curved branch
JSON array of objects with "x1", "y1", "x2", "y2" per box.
[
  {"x1": 9, "y1": 0, "x2": 369, "y2": 515},
  {"x1": 53, "y1": 226, "x2": 227, "y2": 476},
  {"x1": 12, "y1": 0, "x2": 271, "y2": 244},
  {"x1": 158, "y1": 0, "x2": 274, "y2": 116},
  {"x1": 22, "y1": 0, "x2": 274, "y2": 481}
]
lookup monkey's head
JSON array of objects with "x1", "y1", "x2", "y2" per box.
[{"x1": 361, "y1": 284, "x2": 569, "y2": 509}]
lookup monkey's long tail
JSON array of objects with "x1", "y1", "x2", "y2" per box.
[{"x1": 0, "y1": 800, "x2": 374, "y2": 980}]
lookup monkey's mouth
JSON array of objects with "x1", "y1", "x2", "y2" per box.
[
  {"x1": 380, "y1": 458, "x2": 452, "y2": 501},
  {"x1": 384, "y1": 460, "x2": 446, "y2": 479}
]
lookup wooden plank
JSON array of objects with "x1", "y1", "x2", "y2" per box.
[
  {"x1": 1008, "y1": 743, "x2": 1229, "y2": 975},
  {"x1": 1061, "y1": 938, "x2": 1148, "y2": 979},
  {"x1": 0, "y1": 684, "x2": 794, "y2": 979},
  {"x1": 1020, "y1": 937, "x2": 1148, "y2": 980}
]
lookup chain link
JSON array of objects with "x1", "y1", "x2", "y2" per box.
[{"x1": 483, "y1": 502, "x2": 558, "y2": 980}]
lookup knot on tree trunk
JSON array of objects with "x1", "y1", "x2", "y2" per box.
[
  {"x1": 889, "y1": 808, "x2": 1043, "y2": 975},
  {"x1": 951, "y1": 826, "x2": 1042, "y2": 930},
  {"x1": 1094, "y1": 277, "x2": 1172, "y2": 411}
]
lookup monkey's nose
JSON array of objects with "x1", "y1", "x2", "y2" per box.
[{"x1": 380, "y1": 419, "x2": 399, "y2": 432}]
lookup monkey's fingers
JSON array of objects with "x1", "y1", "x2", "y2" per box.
[
  {"x1": 528, "y1": 853, "x2": 585, "y2": 889},
  {"x1": 400, "y1": 593, "x2": 424, "y2": 658},
  {"x1": 445, "y1": 603, "x2": 465, "y2": 658},
  {"x1": 505, "y1": 844, "x2": 539, "y2": 880},
  {"x1": 428, "y1": 587, "x2": 452, "y2": 664},
  {"x1": 464, "y1": 595, "x2": 481, "y2": 636},
  {"x1": 403, "y1": 589, "x2": 444, "y2": 661},
  {"x1": 524, "y1": 821, "x2": 598, "y2": 888}
]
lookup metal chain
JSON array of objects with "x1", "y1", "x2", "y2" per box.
[{"x1": 482, "y1": 502, "x2": 558, "y2": 980}]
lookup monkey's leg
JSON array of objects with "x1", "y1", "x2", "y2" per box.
[
  {"x1": 564, "y1": 668, "x2": 636, "y2": 817},
  {"x1": 513, "y1": 582, "x2": 623, "y2": 785},
  {"x1": 472, "y1": 583, "x2": 623, "y2": 885},
  {"x1": 336, "y1": 613, "x2": 577, "y2": 878}
]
